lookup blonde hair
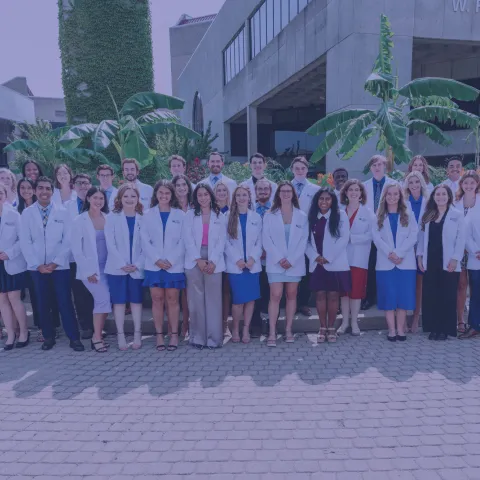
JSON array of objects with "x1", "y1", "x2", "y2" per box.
[
  {"x1": 0, "y1": 168, "x2": 17, "y2": 193},
  {"x1": 113, "y1": 183, "x2": 144, "y2": 215},
  {"x1": 456, "y1": 170, "x2": 480, "y2": 201},
  {"x1": 227, "y1": 185, "x2": 253, "y2": 240},
  {"x1": 377, "y1": 183, "x2": 409, "y2": 229},
  {"x1": 403, "y1": 171, "x2": 428, "y2": 199},
  {"x1": 213, "y1": 181, "x2": 230, "y2": 208},
  {"x1": 408, "y1": 155, "x2": 430, "y2": 184}
]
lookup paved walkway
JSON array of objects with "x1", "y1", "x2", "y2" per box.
[{"x1": 1, "y1": 331, "x2": 480, "y2": 479}]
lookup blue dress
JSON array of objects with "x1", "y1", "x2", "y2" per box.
[
  {"x1": 0, "y1": 218, "x2": 25, "y2": 293},
  {"x1": 376, "y1": 213, "x2": 416, "y2": 311},
  {"x1": 107, "y1": 215, "x2": 144, "y2": 304},
  {"x1": 267, "y1": 224, "x2": 302, "y2": 284},
  {"x1": 228, "y1": 213, "x2": 260, "y2": 304},
  {"x1": 143, "y1": 211, "x2": 186, "y2": 290}
]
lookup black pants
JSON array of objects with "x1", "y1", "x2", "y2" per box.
[
  {"x1": 365, "y1": 243, "x2": 377, "y2": 304},
  {"x1": 69, "y1": 263, "x2": 94, "y2": 332},
  {"x1": 251, "y1": 266, "x2": 270, "y2": 328},
  {"x1": 26, "y1": 272, "x2": 60, "y2": 329},
  {"x1": 297, "y1": 255, "x2": 311, "y2": 307}
]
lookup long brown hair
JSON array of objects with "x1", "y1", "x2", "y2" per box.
[
  {"x1": 339, "y1": 179, "x2": 367, "y2": 206},
  {"x1": 377, "y1": 183, "x2": 409, "y2": 229},
  {"x1": 271, "y1": 181, "x2": 300, "y2": 213},
  {"x1": 150, "y1": 180, "x2": 179, "y2": 209},
  {"x1": 112, "y1": 183, "x2": 144, "y2": 215},
  {"x1": 421, "y1": 185, "x2": 454, "y2": 230},
  {"x1": 456, "y1": 170, "x2": 480, "y2": 201},
  {"x1": 407, "y1": 155, "x2": 430, "y2": 184},
  {"x1": 53, "y1": 163, "x2": 74, "y2": 189},
  {"x1": 227, "y1": 185, "x2": 252, "y2": 240}
]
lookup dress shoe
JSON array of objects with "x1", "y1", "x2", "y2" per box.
[
  {"x1": 69, "y1": 339, "x2": 85, "y2": 351},
  {"x1": 437, "y1": 333, "x2": 447, "y2": 341},
  {"x1": 428, "y1": 332, "x2": 436, "y2": 340},
  {"x1": 396, "y1": 335, "x2": 407, "y2": 342},
  {"x1": 16, "y1": 331, "x2": 30, "y2": 348},
  {"x1": 387, "y1": 335, "x2": 397, "y2": 342},
  {"x1": 81, "y1": 329, "x2": 93, "y2": 340},
  {"x1": 41, "y1": 338, "x2": 56, "y2": 350},
  {"x1": 361, "y1": 300, "x2": 373, "y2": 311}
]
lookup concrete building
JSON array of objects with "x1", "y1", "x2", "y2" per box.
[
  {"x1": 171, "y1": 0, "x2": 480, "y2": 178},
  {"x1": 0, "y1": 77, "x2": 66, "y2": 167}
]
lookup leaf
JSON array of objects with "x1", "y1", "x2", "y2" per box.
[
  {"x1": 376, "y1": 135, "x2": 388, "y2": 152},
  {"x1": 377, "y1": 103, "x2": 408, "y2": 150},
  {"x1": 391, "y1": 143, "x2": 413, "y2": 165},
  {"x1": 407, "y1": 119, "x2": 453, "y2": 147},
  {"x1": 92, "y1": 120, "x2": 119, "y2": 151},
  {"x1": 59, "y1": 123, "x2": 98, "y2": 144},
  {"x1": 341, "y1": 126, "x2": 379, "y2": 161},
  {"x1": 399, "y1": 78, "x2": 480, "y2": 102},
  {"x1": 309, "y1": 122, "x2": 354, "y2": 163},
  {"x1": 306, "y1": 109, "x2": 375, "y2": 135},
  {"x1": 408, "y1": 106, "x2": 480, "y2": 130},
  {"x1": 137, "y1": 109, "x2": 180, "y2": 125},
  {"x1": 364, "y1": 72, "x2": 396, "y2": 99},
  {"x1": 374, "y1": 14, "x2": 394, "y2": 76},
  {"x1": 59, "y1": 148, "x2": 109, "y2": 165},
  {"x1": 337, "y1": 113, "x2": 378, "y2": 155},
  {"x1": 120, "y1": 92, "x2": 185, "y2": 116},
  {"x1": 141, "y1": 122, "x2": 201, "y2": 140},
  {"x1": 407, "y1": 95, "x2": 459, "y2": 109},
  {"x1": 3, "y1": 139, "x2": 41, "y2": 152}
]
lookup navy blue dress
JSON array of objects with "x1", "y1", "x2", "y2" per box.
[
  {"x1": 107, "y1": 215, "x2": 144, "y2": 304},
  {"x1": 143, "y1": 211, "x2": 186, "y2": 290},
  {"x1": 0, "y1": 219, "x2": 25, "y2": 293},
  {"x1": 228, "y1": 213, "x2": 260, "y2": 304}
]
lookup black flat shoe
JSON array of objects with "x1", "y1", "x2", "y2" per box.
[
  {"x1": 437, "y1": 333, "x2": 447, "y2": 341},
  {"x1": 387, "y1": 335, "x2": 397, "y2": 342},
  {"x1": 428, "y1": 332, "x2": 436, "y2": 340},
  {"x1": 16, "y1": 331, "x2": 30, "y2": 348},
  {"x1": 396, "y1": 335, "x2": 407, "y2": 342},
  {"x1": 69, "y1": 339, "x2": 85, "y2": 351},
  {"x1": 41, "y1": 338, "x2": 56, "y2": 350},
  {"x1": 361, "y1": 300, "x2": 373, "y2": 311}
]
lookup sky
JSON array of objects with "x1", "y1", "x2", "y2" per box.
[{"x1": 0, "y1": 0, "x2": 224, "y2": 98}]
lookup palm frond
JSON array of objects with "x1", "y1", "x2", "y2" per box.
[
  {"x1": 309, "y1": 122, "x2": 353, "y2": 164},
  {"x1": 341, "y1": 127, "x2": 378, "y2": 161},
  {"x1": 307, "y1": 109, "x2": 375, "y2": 135},
  {"x1": 408, "y1": 106, "x2": 480, "y2": 130},
  {"x1": 407, "y1": 119, "x2": 453, "y2": 147},
  {"x1": 399, "y1": 78, "x2": 480, "y2": 102},
  {"x1": 337, "y1": 113, "x2": 378, "y2": 155}
]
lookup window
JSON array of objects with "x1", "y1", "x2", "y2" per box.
[
  {"x1": 266, "y1": 0, "x2": 274, "y2": 43},
  {"x1": 281, "y1": 0, "x2": 289, "y2": 28},
  {"x1": 273, "y1": 0, "x2": 281, "y2": 36},
  {"x1": 223, "y1": 27, "x2": 246, "y2": 84},
  {"x1": 192, "y1": 92, "x2": 204, "y2": 134},
  {"x1": 289, "y1": 0, "x2": 298, "y2": 20}
]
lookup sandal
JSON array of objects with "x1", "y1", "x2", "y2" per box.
[
  {"x1": 284, "y1": 331, "x2": 295, "y2": 343},
  {"x1": 132, "y1": 331, "x2": 142, "y2": 350},
  {"x1": 266, "y1": 336, "x2": 276, "y2": 347},
  {"x1": 457, "y1": 322, "x2": 466, "y2": 334},
  {"x1": 458, "y1": 327, "x2": 479, "y2": 339},
  {"x1": 242, "y1": 326, "x2": 251, "y2": 344},
  {"x1": 36, "y1": 331, "x2": 44, "y2": 343},
  {"x1": 117, "y1": 333, "x2": 128, "y2": 351},
  {"x1": 167, "y1": 333, "x2": 179, "y2": 351},
  {"x1": 327, "y1": 328, "x2": 337, "y2": 343},
  {"x1": 91, "y1": 340, "x2": 107, "y2": 353},
  {"x1": 156, "y1": 332, "x2": 166, "y2": 351},
  {"x1": 317, "y1": 327, "x2": 327, "y2": 344}
]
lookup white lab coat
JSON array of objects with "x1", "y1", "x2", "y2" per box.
[
  {"x1": 465, "y1": 212, "x2": 480, "y2": 270},
  {"x1": 199, "y1": 174, "x2": 237, "y2": 201},
  {"x1": 0, "y1": 207, "x2": 27, "y2": 275},
  {"x1": 306, "y1": 210, "x2": 350, "y2": 272},
  {"x1": 141, "y1": 207, "x2": 186, "y2": 273},
  {"x1": 417, "y1": 207, "x2": 465, "y2": 272},
  {"x1": 134, "y1": 180, "x2": 154, "y2": 210},
  {"x1": 183, "y1": 209, "x2": 227, "y2": 273},
  {"x1": 71, "y1": 211, "x2": 107, "y2": 281},
  {"x1": 343, "y1": 204, "x2": 374, "y2": 270},
  {"x1": 20, "y1": 202, "x2": 72, "y2": 271},
  {"x1": 363, "y1": 176, "x2": 398, "y2": 213},
  {"x1": 262, "y1": 208, "x2": 308, "y2": 277},
  {"x1": 104, "y1": 212, "x2": 144, "y2": 279},
  {"x1": 51, "y1": 188, "x2": 77, "y2": 207},
  {"x1": 454, "y1": 194, "x2": 480, "y2": 220},
  {"x1": 65, "y1": 197, "x2": 81, "y2": 220},
  {"x1": 296, "y1": 181, "x2": 321, "y2": 215},
  {"x1": 372, "y1": 210, "x2": 418, "y2": 271},
  {"x1": 442, "y1": 178, "x2": 460, "y2": 197},
  {"x1": 242, "y1": 177, "x2": 277, "y2": 205},
  {"x1": 225, "y1": 210, "x2": 263, "y2": 274}
]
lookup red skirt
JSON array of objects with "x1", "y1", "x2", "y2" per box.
[{"x1": 341, "y1": 267, "x2": 367, "y2": 300}]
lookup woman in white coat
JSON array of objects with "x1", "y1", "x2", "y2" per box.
[
  {"x1": 453, "y1": 170, "x2": 480, "y2": 334},
  {"x1": 51, "y1": 164, "x2": 77, "y2": 206},
  {"x1": 71, "y1": 187, "x2": 111, "y2": 353},
  {"x1": 225, "y1": 185, "x2": 262, "y2": 344},
  {"x1": 404, "y1": 171, "x2": 429, "y2": 333},
  {"x1": 373, "y1": 183, "x2": 418, "y2": 341},
  {"x1": 183, "y1": 184, "x2": 227, "y2": 349},
  {"x1": 0, "y1": 168, "x2": 18, "y2": 207},
  {"x1": 142, "y1": 180, "x2": 186, "y2": 351},
  {"x1": 0, "y1": 185, "x2": 28, "y2": 350},
  {"x1": 338, "y1": 180, "x2": 373, "y2": 336},
  {"x1": 418, "y1": 185, "x2": 465, "y2": 340},
  {"x1": 405, "y1": 155, "x2": 434, "y2": 194},
  {"x1": 105, "y1": 183, "x2": 145, "y2": 350},
  {"x1": 263, "y1": 181, "x2": 308, "y2": 347},
  {"x1": 307, "y1": 188, "x2": 351, "y2": 343}
]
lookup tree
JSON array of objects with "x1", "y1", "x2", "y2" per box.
[
  {"x1": 58, "y1": 0, "x2": 154, "y2": 124},
  {"x1": 307, "y1": 15, "x2": 480, "y2": 167}
]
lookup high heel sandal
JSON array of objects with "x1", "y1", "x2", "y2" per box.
[
  {"x1": 3, "y1": 334, "x2": 16, "y2": 351},
  {"x1": 156, "y1": 332, "x2": 166, "y2": 351},
  {"x1": 167, "y1": 333, "x2": 179, "y2": 351},
  {"x1": 117, "y1": 333, "x2": 128, "y2": 351},
  {"x1": 327, "y1": 328, "x2": 337, "y2": 343},
  {"x1": 317, "y1": 327, "x2": 327, "y2": 344},
  {"x1": 132, "y1": 331, "x2": 142, "y2": 350},
  {"x1": 91, "y1": 339, "x2": 108, "y2": 353},
  {"x1": 15, "y1": 331, "x2": 30, "y2": 349}
]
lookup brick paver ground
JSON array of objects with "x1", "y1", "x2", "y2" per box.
[{"x1": 1, "y1": 331, "x2": 480, "y2": 479}]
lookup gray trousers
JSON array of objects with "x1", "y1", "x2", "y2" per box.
[{"x1": 185, "y1": 246, "x2": 223, "y2": 348}]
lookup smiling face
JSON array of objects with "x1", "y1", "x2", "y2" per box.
[
  {"x1": 123, "y1": 162, "x2": 138, "y2": 182},
  {"x1": 196, "y1": 187, "x2": 212, "y2": 209},
  {"x1": 434, "y1": 186, "x2": 449, "y2": 207},
  {"x1": 97, "y1": 169, "x2": 113, "y2": 189},
  {"x1": 318, "y1": 191, "x2": 333, "y2": 213},
  {"x1": 447, "y1": 160, "x2": 462, "y2": 182},
  {"x1": 214, "y1": 184, "x2": 229, "y2": 203},
  {"x1": 370, "y1": 159, "x2": 386, "y2": 179},
  {"x1": 121, "y1": 188, "x2": 139, "y2": 210},
  {"x1": 333, "y1": 170, "x2": 348, "y2": 190},
  {"x1": 74, "y1": 177, "x2": 92, "y2": 200},
  {"x1": 461, "y1": 176, "x2": 478, "y2": 195},
  {"x1": 292, "y1": 161, "x2": 308, "y2": 181},
  {"x1": 256, "y1": 180, "x2": 272, "y2": 203},
  {"x1": 0, "y1": 187, "x2": 7, "y2": 206},
  {"x1": 0, "y1": 171, "x2": 12, "y2": 189},
  {"x1": 170, "y1": 159, "x2": 186, "y2": 177},
  {"x1": 278, "y1": 184, "x2": 294, "y2": 204},
  {"x1": 56, "y1": 166, "x2": 71, "y2": 187},
  {"x1": 385, "y1": 185, "x2": 400, "y2": 207},
  {"x1": 25, "y1": 162, "x2": 40, "y2": 182},
  {"x1": 346, "y1": 183, "x2": 362, "y2": 204},
  {"x1": 407, "y1": 175, "x2": 422, "y2": 196},
  {"x1": 250, "y1": 156, "x2": 266, "y2": 178},
  {"x1": 156, "y1": 186, "x2": 172, "y2": 208},
  {"x1": 235, "y1": 188, "x2": 250, "y2": 209},
  {"x1": 19, "y1": 181, "x2": 34, "y2": 202},
  {"x1": 88, "y1": 191, "x2": 105, "y2": 212},
  {"x1": 174, "y1": 178, "x2": 189, "y2": 198},
  {"x1": 208, "y1": 154, "x2": 224, "y2": 175},
  {"x1": 411, "y1": 158, "x2": 424, "y2": 174},
  {"x1": 35, "y1": 181, "x2": 53, "y2": 205}
]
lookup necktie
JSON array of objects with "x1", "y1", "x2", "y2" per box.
[
  {"x1": 374, "y1": 182, "x2": 382, "y2": 213},
  {"x1": 41, "y1": 207, "x2": 49, "y2": 228},
  {"x1": 212, "y1": 176, "x2": 219, "y2": 185},
  {"x1": 295, "y1": 182, "x2": 304, "y2": 198}
]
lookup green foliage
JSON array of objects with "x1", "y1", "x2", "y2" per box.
[
  {"x1": 264, "y1": 159, "x2": 293, "y2": 183},
  {"x1": 58, "y1": 0, "x2": 154, "y2": 125},
  {"x1": 222, "y1": 162, "x2": 251, "y2": 183}
]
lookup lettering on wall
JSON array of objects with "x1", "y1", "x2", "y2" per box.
[{"x1": 452, "y1": 0, "x2": 480, "y2": 13}]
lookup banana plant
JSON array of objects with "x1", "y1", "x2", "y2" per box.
[
  {"x1": 307, "y1": 15, "x2": 480, "y2": 167},
  {"x1": 58, "y1": 89, "x2": 201, "y2": 170}
]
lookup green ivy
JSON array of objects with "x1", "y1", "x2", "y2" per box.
[{"x1": 58, "y1": 0, "x2": 154, "y2": 125}]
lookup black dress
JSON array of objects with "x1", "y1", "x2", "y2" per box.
[{"x1": 422, "y1": 212, "x2": 459, "y2": 337}]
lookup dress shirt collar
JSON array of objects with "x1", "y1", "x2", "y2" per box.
[{"x1": 317, "y1": 210, "x2": 331, "y2": 220}]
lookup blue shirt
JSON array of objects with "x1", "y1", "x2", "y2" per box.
[
  {"x1": 76, "y1": 197, "x2": 84, "y2": 214},
  {"x1": 409, "y1": 195, "x2": 422, "y2": 223},
  {"x1": 210, "y1": 173, "x2": 223, "y2": 185},
  {"x1": 104, "y1": 187, "x2": 114, "y2": 204},
  {"x1": 37, "y1": 202, "x2": 53, "y2": 226},
  {"x1": 255, "y1": 201, "x2": 271, "y2": 218},
  {"x1": 388, "y1": 213, "x2": 399, "y2": 247},
  {"x1": 160, "y1": 211, "x2": 170, "y2": 241},
  {"x1": 239, "y1": 213, "x2": 248, "y2": 261},
  {"x1": 126, "y1": 216, "x2": 136, "y2": 263},
  {"x1": 220, "y1": 205, "x2": 229, "y2": 214}
]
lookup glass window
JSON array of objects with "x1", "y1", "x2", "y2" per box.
[
  {"x1": 224, "y1": 49, "x2": 230, "y2": 84},
  {"x1": 290, "y1": 0, "x2": 298, "y2": 20},
  {"x1": 273, "y1": 0, "x2": 281, "y2": 35},
  {"x1": 239, "y1": 30, "x2": 245, "y2": 70},
  {"x1": 266, "y1": 0, "x2": 274, "y2": 43},
  {"x1": 299, "y1": 0, "x2": 308, "y2": 10},
  {"x1": 259, "y1": 3, "x2": 266, "y2": 50},
  {"x1": 254, "y1": 11, "x2": 261, "y2": 56},
  {"x1": 235, "y1": 37, "x2": 240, "y2": 75},
  {"x1": 281, "y1": 0, "x2": 289, "y2": 28}
]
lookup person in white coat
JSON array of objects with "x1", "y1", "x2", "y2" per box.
[
  {"x1": 263, "y1": 181, "x2": 308, "y2": 347},
  {"x1": 199, "y1": 152, "x2": 236, "y2": 201},
  {"x1": 0, "y1": 168, "x2": 18, "y2": 207},
  {"x1": 0, "y1": 185, "x2": 28, "y2": 350},
  {"x1": 338, "y1": 179, "x2": 373, "y2": 336},
  {"x1": 333, "y1": 167, "x2": 348, "y2": 200},
  {"x1": 183, "y1": 184, "x2": 227, "y2": 348},
  {"x1": 71, "y1": 187, "x2": 111, "y2": 353},
  {"x1": 405, "y1": 155, "x2": 434, "y2": 194},
  {"x1": 372, "y1": 183, "x2": 418, "y2": 342},
  {"x1": 96, "y1": 164, "x2": 117, "y2": 211},
  {"x1": 418, "y1": 185, "x2": 465, "y2": 340},
  {"x1": 243, "y1": 153, "x2": 277, "y2": 205},
  {"x1": 307, "y1": 188, "x2": 351, "y2": 343},
  {"x1": 453, "y1": 170, "x2": 480, "y2": 334},
  {"x1": 105, "y1": 183, "x2": 145, "y2": 350},
  {"x1": 20, "y1": 177, "x2": 84, "y2": 351},
  {"x1": 51, "y1": 163, "x2": 77, "y2": 206},
  {"x1": 403, "y1": 171, "x2": 429, "y2": 333},
  {"x1": 142, "y1": 180, "x2": 186, "y2": 352},
  {"x1": 442, "y1": 156, "x2": 463, "y2": 197},
  {"x1": 291, "y1": 156, "x2": 320, "y2": 317},
  {"x1": 225, "y1": 185, "x2": 262, "y2": 344},
  {"x1": 121, "y1": 158, "x2": 153, "y2": 210}
]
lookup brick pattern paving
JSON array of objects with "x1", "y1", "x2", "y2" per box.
[{"x1": 1, "y1": 331, "x2": 480, "y2": 479}]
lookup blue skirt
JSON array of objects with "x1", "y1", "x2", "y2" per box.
[
  {"x1": 107, "y1": 274, "x2": 144, "y2": 304},
  {"x1": 377, "y1": 268, "x2": 416, "y2": 311},
  {"x1": 0, "y1": 261, "x2": 25, "y2": 293},
  {"x1": 229, "y1": 269, "x2": 260, "y2": 304},
  {"x1": 143, "y1": 270, "x2": 186, "y2": 290}
]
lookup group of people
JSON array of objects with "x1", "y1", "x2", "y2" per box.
[{"x1": 0, "y1": 151, "x2": 478, "y2": 352}]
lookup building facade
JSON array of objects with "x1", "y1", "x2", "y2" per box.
[{"x1": 171, "y1": 0, "x2": 480, "y2": 178}]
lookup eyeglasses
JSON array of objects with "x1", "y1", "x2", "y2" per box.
[
  {"x1": 98, "y1": 174, "x2": 112, "y2": 178},
  {"x1": 75, "y1": 181, "x2": 91, "y2": 187}
]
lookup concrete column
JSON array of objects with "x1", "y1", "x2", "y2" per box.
[
  {"x1": 247, "y1": 105, "x2": 258, "y2": 159},
  {"x1": 325, "y1": 32, "x2": 413, "y2": 179}
]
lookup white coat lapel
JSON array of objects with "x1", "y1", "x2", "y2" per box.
[
  {"x1": 384, "y1": 214, "x2": 395, "y2": 250},
  {"x1": 246, "y1": 211, "x2": 257, "y2": 253},
  {"x1": 132, "y1": 214, "x2": 142, "y2": 259},
  {"x1": 287, "y1": 209, "x2": 301, "y2": 254}
]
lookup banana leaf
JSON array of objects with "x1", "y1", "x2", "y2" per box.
[
  {"x1": 337, "y1": 112, "x2": 378, "y2": 155},
  {"x1": 59, "y1": 123, "x2": 98, "y2": 144},
  {"x1": 407, "y1": 119, "x2": 453, "y2": 147},
  {"x1": 373, "y1": 14, "x2": 394, "y2": 76},
  {"x1": 120, "y1": 92, "x2": 185, "y2": 116},
  {"x1": 377, "y1": 103, "x2": 408, "y2": 149},
  {"x1": 137, "y1": 110, "x2": 180, "y2": 125},
  {"x1": 364, "y1": 72, "x2": 396, "y2": 100},
  {"x1": 309, "y1": 122, "x2": 354, "y2": 163},
  {"x1": 408, "y1": 106, "x2": 480, "y2": 130},
  {"x1": 340, "y1": 126, "x2": 379, "y2": 161},
  {"x1": 3, "y1": 139, "x2": 41, "y2": 152},
  {"x1": 406, "y1": 95, "x2": 459, "y2": 109},
  {"x1": 59, "y1": 148, "x2": 109, "y2": 165},
  {"x1": 141, "y1": 122, "x2": 201, "y2": 140},
  {"x1": 399, "y1": 78, "x2": 480, "y2": 102},
  {"x1": 306, "y1": 109, "x2": 375, "y2": 135},
  {"x1": 122, "y1": 131, "x2": 153, "y2": 166},
  {"x1": 92, "y1": 120, "x2": 119, "y2": 151}
]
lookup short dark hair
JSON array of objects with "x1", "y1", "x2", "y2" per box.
[
  {"x1": 249, "y1": 153, "x2": 265, "y2": 164},
  {"x1": 22, "y1": 160, "x2": 44, "y2": 179},
  {"x1": 290, "y1": 156, "x2": 309, "y2": 169},
  {"x1": 72, "y1": 173, "x2": 92, "y2": 184},
  {"x1": 333, "y1": 167, "x2": 348, "y2": 177},
  {"x1": 96, "y1": 164, "x2": 114, "y2": 176},
  {"x1": 208, "y1": 152, "x2": 224, "y2": 162},
  {"x1": 168, "y1": 155, "x2": 186, "y2": 168},
  {"x1": 447, "y1": 156, "x2": 463, "y2": 167},
  {"x1": 35, "y1": 176, "x2": 54, "y2": 190},
  {"x1": 83, "y1": 187, "x2": 109, "y2": 214}
]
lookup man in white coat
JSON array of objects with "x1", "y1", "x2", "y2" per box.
[
  {"x1": 122, "y1": 158, "x2": 154, "y2": 209},
  {"x1": 169, "y1": 154, "x2": 195, "y2": 189},
  {"x1": 291, "y1": 156, "x2": 320, "y2": 317},
  {"x1": 20, "y1": 177, "x2": 84, "y2": 352},
  {"x1": 442, "y1": 156, "x2": 463, "y2": 197},
  {"x1": 199, "y1": 152, "x2": 236, "y2": 200},
  {"x1": 243, "y1": 153, "x2": 277, "y2": 205},
  {"x1": 96, "y1": 164, "x2": 117, "y2": 211},
  {"x1": 333, "y1": 167, "x2": 348, "y2": 200},
  {"x1": 362, "y1": 154, "x2": 398, "y2": 310}
]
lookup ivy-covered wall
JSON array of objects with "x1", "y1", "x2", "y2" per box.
[{"x1": 58, "y1": 0, "x2": 154, "y2": 125}]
